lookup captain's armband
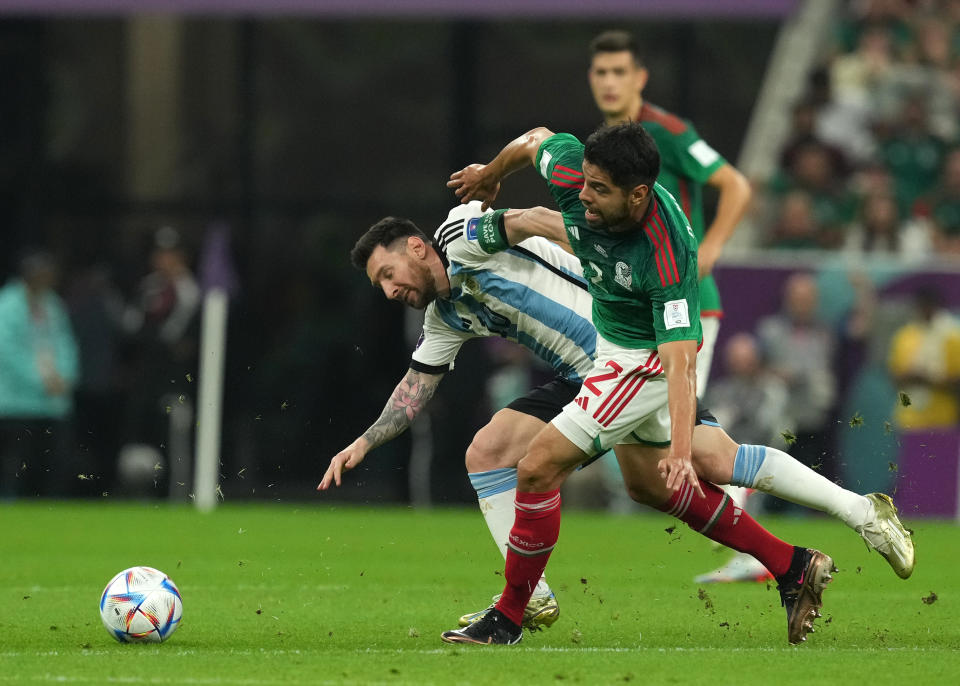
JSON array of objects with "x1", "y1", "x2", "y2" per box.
[{"x1": 476, "y1": 209, "x2": 510, "y2": 253}]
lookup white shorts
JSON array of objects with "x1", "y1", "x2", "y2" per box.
[
  {"x1": 552, "y1": 335, "x2": 672, "y2": 456},
  {"x1": 697, "y1": 315, "x2": 720, "y2": 399}
]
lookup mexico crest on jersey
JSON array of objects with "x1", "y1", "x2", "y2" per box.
[{"x1": 614, "y1": 261, "x2": 632, "y2": 290}]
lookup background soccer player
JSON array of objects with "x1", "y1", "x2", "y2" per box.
[{"x1": 588, "y1": 30, "x2": 762, "y2": 582}]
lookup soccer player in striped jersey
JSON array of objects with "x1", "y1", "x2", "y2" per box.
[
  {"x1": 442, "y1": 122, "x2": 839, "y2": 647},
  {"x1": 588, "y1": 30, "x2": 762, "y2": 583},
  {"x1": 320, "y1": 194, "x2": 913, "y2": 645},
  {"x1": 321, "y1": 202, "x2": 596, "y2": 629}
]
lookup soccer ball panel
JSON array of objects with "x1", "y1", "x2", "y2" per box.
[{"x1": 99, "y1": 566, "x2": 183, "y2": 643}]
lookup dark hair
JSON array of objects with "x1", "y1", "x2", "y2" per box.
[
  {"x1": 350, "y1": 217, "x2": 429, "y2": 270},
  {"x1": 589, "y1": 30, "x2": 642, "y2": 67},
  {"x1": 584, "y1": 122, "x2": 660, "y2": 192}
]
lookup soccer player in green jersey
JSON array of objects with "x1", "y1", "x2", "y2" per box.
[
  {"x1": 588, "y1": 30, "x2": 751, "y2": 386},
  {"x1": 589, "y1": 30, "x2": 764, "y2": 583},
  {"x1": 440, "y1": 123, "x2": 836, "y2": 647}
]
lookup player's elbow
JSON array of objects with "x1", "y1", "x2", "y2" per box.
[
  {"x1": 524, "y1": 127, "x2": 554, "y2": 150},
  {"x1": 727, "y1": 167, "x2": 753, "y2": 205}
]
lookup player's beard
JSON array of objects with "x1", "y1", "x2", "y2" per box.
[
  {"x1": 585, "y1": 203, "x2": 630, "y2": 230},
  {"x1": 405, "y1": 261, "x2": 439, "y2": 310}
]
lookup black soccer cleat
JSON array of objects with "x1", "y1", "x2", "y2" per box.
[
  {"x1": 776, "y1": 547, "x2": 837, "y2": 645},
  {"x1": 441, "y1": 608, "x2": 523, "y2": 645}
]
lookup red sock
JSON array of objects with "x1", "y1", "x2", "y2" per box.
[
  {"x1": 659, "y1": 479, "x2": 793, "y2": 577},
  {"x1": 495, "y1": 489, "x2": 562, "y2": 626}
]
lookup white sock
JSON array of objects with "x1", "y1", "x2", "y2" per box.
[
  {"x1": 469, "y1": 468, "x2": 550, "y2": 597},
  {"x1": 731, "y1": 445, "x2": 873, "y2": 529}
]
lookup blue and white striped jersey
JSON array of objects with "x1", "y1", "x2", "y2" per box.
[{"x1": 411, "y1": 202, "x2": 596, "y2": 383}]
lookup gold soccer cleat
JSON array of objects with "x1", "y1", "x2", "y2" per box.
[
  {"x1": 856, "y1": 493, "x2": 916, "y2": 579},
  {"x1": 777, "y1": 548, "x2": 837, "y2": 645}
]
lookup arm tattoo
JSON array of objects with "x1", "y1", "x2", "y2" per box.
[{"x1": 361, "y1": 369, "x2": 443, "y2": 449}]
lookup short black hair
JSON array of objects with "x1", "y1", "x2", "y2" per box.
[
  {"x1": 583, "y1": 122, "x2": 660, "y2": 192},
  {"x1": 589, "y1": 30, "x2": 643, "y2": 67},
  {"x1": 350, "y1": 217, "x2": 429, "y2": 271}
]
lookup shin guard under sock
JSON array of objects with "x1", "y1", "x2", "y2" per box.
[{"x1": 496, "y1": 489, "x2": 561, "y2": 626}]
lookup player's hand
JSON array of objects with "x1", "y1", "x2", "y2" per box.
[
  {"x1": 448, "y1": 164, "x2": 501, "y2": 211},
  {"x1": 317, "y1": 439, "x2": 369, "y2": 491},
  {"x1": 657, "y1": 453, "x2": 705, "y2": 498},
  {"x1": 697, "y1": 240, "x2": 722, "y2": 279}
]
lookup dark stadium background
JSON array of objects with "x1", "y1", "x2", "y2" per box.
[
  {"x1": 9, "y1": 1, "x2": 955, "y2": 512},
  {"x1": 0, "y1": 9, "x2": 782, "y2": 504}
]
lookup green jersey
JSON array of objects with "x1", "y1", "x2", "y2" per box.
[
  {"x1": 636, "y1": 102, "x2": 726, "y2": 316},
  {"x1": 533, "y1": 133, "x2": 701, "y2": 350}
]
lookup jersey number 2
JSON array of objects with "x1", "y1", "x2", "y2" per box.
[{"x1": 583, "y1": 360, "x2": 623, "y2": 396}]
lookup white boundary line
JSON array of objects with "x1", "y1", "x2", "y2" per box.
[{"x1": 2, "y1": 645, "x2": 957, "y2": 659}]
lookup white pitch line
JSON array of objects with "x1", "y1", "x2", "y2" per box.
[{"x1": 1, "y1": 645, "x2": 956, "y2": 660}]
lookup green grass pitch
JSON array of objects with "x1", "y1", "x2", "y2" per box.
[{"x1": 1, "y1": 501, "x2": 957, "y2": 685}]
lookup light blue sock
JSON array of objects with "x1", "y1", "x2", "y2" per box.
[
  {"x1": 731, "y1": 444, "x2": 766, "y2": 488},
  {"x1": 468, "y1": 467, "x2": 518, "y2": 498}
]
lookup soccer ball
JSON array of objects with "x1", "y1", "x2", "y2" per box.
[{"x1": 99, "y1": 566, "x2": 183, "y2": 643}]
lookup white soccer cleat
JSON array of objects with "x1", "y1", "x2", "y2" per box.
[
  {"x1": 693, "y1": 552, "x2": 774, "y2": 584},
  {"x1": 856, "y1": 493, "x2": 915, "y2": 579}
]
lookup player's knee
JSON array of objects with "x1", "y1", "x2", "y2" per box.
[
  {"x1": 516, "y1": 446, "x2": 564, "y2": 492},
  {"x1": 465, "y1": 427, "x2": 514, "y2": 473}
]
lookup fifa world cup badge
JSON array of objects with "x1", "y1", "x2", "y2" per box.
[{"x1": 663, "y1": 299, "x2": 690, "y2": 330}]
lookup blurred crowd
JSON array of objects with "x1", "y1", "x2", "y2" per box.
[
  {"x1": 555, "y1": 267, "x2": 960, "y2": 512},
  {"x1": 757, "y1": 0, "x2": 960, "y2": 257},
  {"x1": 0, "y1": 230, "x2": 200, "y2": 499}
]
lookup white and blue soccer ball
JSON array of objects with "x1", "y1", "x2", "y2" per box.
[{"x1": 99, "y1": 566, "x2": 183, "y2": 643}]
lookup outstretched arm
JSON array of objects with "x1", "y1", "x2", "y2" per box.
[
  {"x1": 448, "y1": 127, "x2": 554, "y2": 211},
  {"x1": 698, "y1": 163, "x2": 751, "y2": 278},
  {"x1": 318, "y1": 368, "x2": 444, "y2": 490}
]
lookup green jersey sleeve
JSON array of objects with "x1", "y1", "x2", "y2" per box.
[
  {"x1": 653, "y1": 121, "x2": 727, "y2": 186},
  {"x1": 646, "y1": 264, "x2": 702, "y2": 345},
  {"x1": 534, "y1": 134, "x2": 586, "y2": 219},
  {"x1": 639, "y1": 200, "x2": 702, "y2": 345}
]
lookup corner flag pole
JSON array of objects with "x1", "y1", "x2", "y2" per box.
[{"x1": 194, "y1": 223, "x2": 238, "y2": 512}]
